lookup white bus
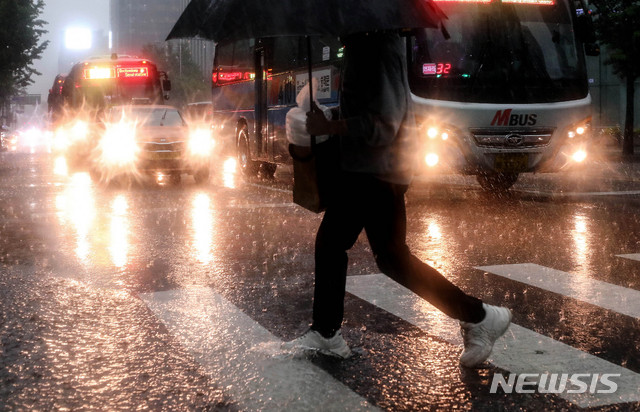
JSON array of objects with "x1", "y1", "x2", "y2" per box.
[{"x1": 408, "y1": 0, "x2": 599, "y2": 191}]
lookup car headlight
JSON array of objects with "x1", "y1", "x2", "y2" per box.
[
  {"x1": 188, "y1": 129, "x2": 213, "y2": 156},
  {"x1": 100, "y1": 122, "x2": 138, "y2": 166},
  {"x1": 69, "y1": 120, "x2": 89, "y2": 142},
  {"x1": 53, "y1": 128, "x2": 69, "y2": 150}
]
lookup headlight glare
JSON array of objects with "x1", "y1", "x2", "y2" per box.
[
  {"x1": 572, "y1": 149, "x2": 587, "y2": 163},
  {"x1": 189, "y1": 129, "x2": 212, "y2": 155},
  {"x1": 70, "y1": 120, "x2": 89, "y2": 142},
  {"x1": 567, "y1": 118, "x2": 591, "y2": 139},
  {"x1": 100, "y1": 122, "x2": 137, "y2": 166},
  {"x1": 425, "y1": 153, "x2": 439, "y2": 167}
]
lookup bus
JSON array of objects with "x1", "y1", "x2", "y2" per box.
[
  {"x1": 61, "y1": 54, "x2": 171, "y2": 111},
  {"x1": 210, "y1": 36, "x2": 343, "y2": 178},
  {"x1": 408, "y1": 0, "x2": 599, "y2": 190},
  {"x1": 209, "y1": 0, "x2": 597, "y2": 191},
  {"x1": 53, "y1": 54, "x2": 172, "y2": 169}
]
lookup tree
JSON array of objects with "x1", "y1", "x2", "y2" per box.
[
  {"x1": 591, "y1": 0, "x2": 640, "y2": 155},
  {"x1": 142, "y1": 42, "x2": 210, "y2": 108},
  {"x1": 0, "y1": 0, "x2": 49, "y2": 122}
]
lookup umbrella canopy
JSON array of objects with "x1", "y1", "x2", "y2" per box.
[
  {"x1": 167, "y1": 0, "x2": 447, "y2": 42},
  {"x1": 167, "y1": 0, "x2": 448, "y2": 136}
]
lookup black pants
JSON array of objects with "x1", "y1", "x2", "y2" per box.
[{"x1": 311, "y1": 172, "x2": 484, "y2": 336}]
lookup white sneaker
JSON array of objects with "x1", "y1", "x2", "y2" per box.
[
  {"x1": 282, "y1": 329, "x2": 352, "y2": 359},
  {"x1": 459, "y1": 303, "x2": 512, "y2": 368}
]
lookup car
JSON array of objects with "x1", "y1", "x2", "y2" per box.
[{"x1": 91, "y1": 105, "x2": 212, "y2": 184}]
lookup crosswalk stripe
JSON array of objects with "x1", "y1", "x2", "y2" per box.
[
  {"x1": 475, "y1": 263, "x2": 640, "y2": 319},
  {"x1": 346, "y1": 274, "x2": 640, "y2": 408},
  {"x1": 515, "y1": 189, "x2": 640, "y2": 197},
  {"x1": 140, "y1": 287, "x2": 379, "y2": 412},
  {"x1": 617, "y1": 253, "x2": 640, "y2": 262}
]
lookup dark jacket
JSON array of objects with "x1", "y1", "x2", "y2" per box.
[{"x1": 339, "y1": 32, "x2": 416, "y2": 185}]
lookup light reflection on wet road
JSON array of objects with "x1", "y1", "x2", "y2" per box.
[{"x1": 1, "y1": 152, "x2": 640, "y2": 410}]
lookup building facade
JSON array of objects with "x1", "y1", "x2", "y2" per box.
[
  {"x1": 110, "y1": 0, "x2": 186, "y2": 55},
  {"x1": 586, "y1": 48, "x2": 640, "y2": 130},
  {"x1": 110, "y1": 0, "x2": 214, "y2": 79}
]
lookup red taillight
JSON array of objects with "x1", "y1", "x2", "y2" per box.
[
  {"x1": 434, "y1": 0, "x2": 554, "y2": 3},
  {"x1": 219, "y1": 72, "x2": 243, "y2": 81},
  {"x1": 502, "y1": 0, "x2": 554, "y2": 4},
  {"x1": 433, "y1": 0, "x2": 492, "y2": 3}
]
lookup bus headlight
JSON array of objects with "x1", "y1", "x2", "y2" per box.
[
  {"x1": 571, "y1": 149, "x2": 587, "y2": 163},
  {"x1": 188, "y1": 129, "x2": 213, "y2": 156},
  {"x1": 418, "y1": 121, "x2": 459, "y2": 170},
  {"x1": 567, "y1": 118, "x2": 591, "y2": 139},
  {"x1": 425, "y1": 126, "x2": 450, "y2": 141},
  {"x1": 100, "y1": 122, "x2": 138, "y2": 166},
  {"x1": 425, "y1": 153, "x2": 439, "y2": 167}
]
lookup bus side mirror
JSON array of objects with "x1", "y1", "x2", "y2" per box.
[{"x1": 162, "y1": 79, "x2": 172, "y2": 92}]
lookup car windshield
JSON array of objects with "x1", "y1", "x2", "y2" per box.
[
  {"x1": 110, "y1": 107, "x2": 185, "y2": 127},
  {"x1": 408, "y1": 0, "x2": 588, "y2": 103}
]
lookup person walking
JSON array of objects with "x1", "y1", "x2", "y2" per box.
[{"x1": 284, "y1": 31, "x2": 512, "y2": 368}]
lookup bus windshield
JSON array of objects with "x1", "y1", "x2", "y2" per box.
[{"x1": 408, "y1": 0, "x2": 588, "y2": 103}]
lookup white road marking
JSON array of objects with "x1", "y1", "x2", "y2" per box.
[
  {"x1": 514, "y1": 189, "x2": 640, "y2": 197},
  {"x1": 346, "y1": 273, "x2": 640, "y2": 408},
  {"x1": 617, "y1": 253, "x2": 640, "y2": 262},
  {"x1": 140, "y1": 287, "x2": 379, "y2": 412},
  {"x1": 247, "y1": 182, "x2": 292, "y2": 194},
  {"x1": 229, "y1": 203, "x2": 297, "y2": 209},
  {"x1": 475, "y1": 263, "x2": 640, "y2": 319}
]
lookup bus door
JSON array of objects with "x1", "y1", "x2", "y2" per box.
[{"x1": 253, "y1": 43, "x2": 267, "y2": 159}]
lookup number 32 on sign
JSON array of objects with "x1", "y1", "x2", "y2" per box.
[{"x1": 423, "y1": 63, "x2": 451, "y2": 75}]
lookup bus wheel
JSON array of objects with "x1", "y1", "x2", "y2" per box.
[
  {"x1": 259, "y1": 162, "x2": 277, "y2": 179},
  {"x1": 237, "y1": 129, "x2": 258, "y2": 176},
  {"x1": 476, "y1": 172, "x2": 518, "y2": 192}
]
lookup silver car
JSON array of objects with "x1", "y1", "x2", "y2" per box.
[{"x1": 93, "y1": 105, "x2": 212, "y2": 184}]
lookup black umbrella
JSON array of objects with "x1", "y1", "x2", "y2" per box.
[
  {"x1": 167, "y1": 0, "x2": 447, "y2": 103},
  {"x1": 167, "y1": 0, "x2": 446, "y2": 42}
]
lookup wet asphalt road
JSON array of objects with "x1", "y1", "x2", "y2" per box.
[{"x1": 1, "y1": 150, "x2": 640, "y2": 411}]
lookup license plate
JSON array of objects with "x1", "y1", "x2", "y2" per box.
[
  {"x1": 147, "y1": 151, "x2": 180, "y2": 160},
  {"x1": 494, "y1": 153, "x2": 529, "y2": 173}
]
